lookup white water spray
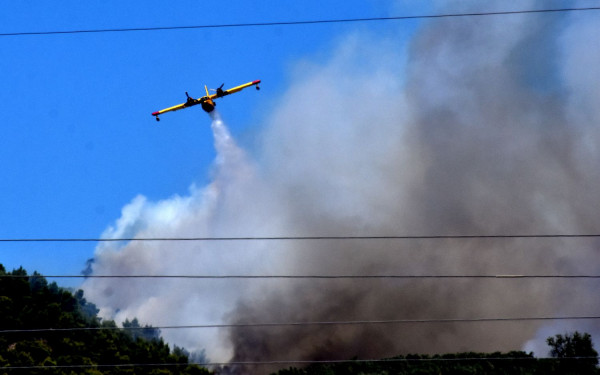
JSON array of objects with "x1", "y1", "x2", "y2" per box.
[{"x1": 82, "y1": 112, "x2": 280, "y2": 362}]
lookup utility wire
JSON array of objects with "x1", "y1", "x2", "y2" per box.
[
  {"x1": 1, "y1": 7, "x2": 599, "y2": 37},
  {"x1": 2, "y1": 234, "x2": 600, "y2": 242},
  {"x1": 1, "y1": 316, "x2": 599, "y2": 334},
  {"x1": 5, "y1": 274, "x2": 600, "y2": 279},
  {"x1": 2, "y1": 356, "x2": 600, "y2": 370}
]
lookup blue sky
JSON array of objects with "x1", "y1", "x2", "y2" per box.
[
  {"x1": 4, "y1": 0, "x2": 600, "y2": 361},
  {"x1": 0, "y1": 1, "x2": 423, "y2": 285}
]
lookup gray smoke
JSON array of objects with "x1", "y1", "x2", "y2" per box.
[
  {"x1": 83, "y1": 0, "x2": 600, "y2": 372},
  {"x1": 227, "y1": 0, "x2": 600, "y2": 367}
]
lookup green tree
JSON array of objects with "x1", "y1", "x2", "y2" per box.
[
  {"x1": 0, "y1": 263, "x2": 211, "y2": 375},
  {"x1": 547, "y1": 331, "x2": 598, "y2": 375},
  {"x1": 123, "y1": 317, "x2": 161, "y2": 342}
]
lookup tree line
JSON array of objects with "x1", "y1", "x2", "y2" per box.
[
  {"x1": 271, "y1": 332, "x2": 598, "y2": 375},
  {"x1": 1, "y1": 264, "x2": 598, "y2": 374},
  {"x1": 0, "y1": 264, "x2": 209, "y2": 374}
]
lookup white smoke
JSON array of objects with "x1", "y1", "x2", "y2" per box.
[
  {"x1": 83, "y1": 0, "x2": 600, "y2": 367},
  {"x1": 83, "y1": 111, "x2": 283, "y2": 361}
]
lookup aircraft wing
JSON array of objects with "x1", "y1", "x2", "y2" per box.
[
  {"x1": 151, "y1": 95, "x2": 210, "y2": 118},
  {"x1": 151, "y1": 79, "x2": 261, "y2": 121},
  {"x1": 216, "y1": 80, "x2": 261, "y2": 97}
]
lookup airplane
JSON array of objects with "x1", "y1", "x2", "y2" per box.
[{"x1": 151, "y1": 80, "x2": 261, "y2": 121}]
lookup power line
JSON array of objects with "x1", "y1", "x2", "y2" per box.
[
  {"x1": 2, "y1": 234, "x2": 600, "y2": 242},
  {"x1": 1, "y1": 7, "x2": 599, "y2": 37},
  {"x1": 5, "y1": 274, "x2": 600, "y2": 279},
  {"x1": 2, "y1": 356, "x2": 599, "y2": 371},
  {"x1": 1, "y1": 316, "x2": 599, "y2": 334}
]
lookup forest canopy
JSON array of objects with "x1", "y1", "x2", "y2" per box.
[
  {"x1": 0, "y1": 264, "x2": 210, "y2": 374},
  {"x1": 1, "y1": 264, "x2": 597, "y2": 375}
]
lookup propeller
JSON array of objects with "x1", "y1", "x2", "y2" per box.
[
  {"x1": 185, "y1": 92, "x2": 195, "y2": 104},
  {"x1": 210, "y1": 83, "x2": 225, "y2": 92}
]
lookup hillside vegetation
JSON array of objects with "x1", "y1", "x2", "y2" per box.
[
  {"x1": 0, "y1": 264, "x2": 210, "y2": 374},
  {"x1": 1, "y1": 264, "x2": 598, "y2": 375},
  {"x1": 272, "y1": 334, "x2": 599, "y2": 375}
]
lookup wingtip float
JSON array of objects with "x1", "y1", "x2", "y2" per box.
[{"x1": 152, "y1": 80, "x2": 261, "y2": 121}]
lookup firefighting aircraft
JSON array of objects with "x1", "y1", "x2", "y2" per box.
[{"x1": 151, "y1": 80, "x2": 261, "y2": 121}]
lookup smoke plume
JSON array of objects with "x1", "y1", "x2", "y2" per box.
[{"x1": 83, "y1": 0, "x2": 600, "y2": 372}]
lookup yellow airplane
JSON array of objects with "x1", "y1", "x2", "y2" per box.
[{"x1": 152, "y1": 80, "x2": 261, "y2": 121}]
